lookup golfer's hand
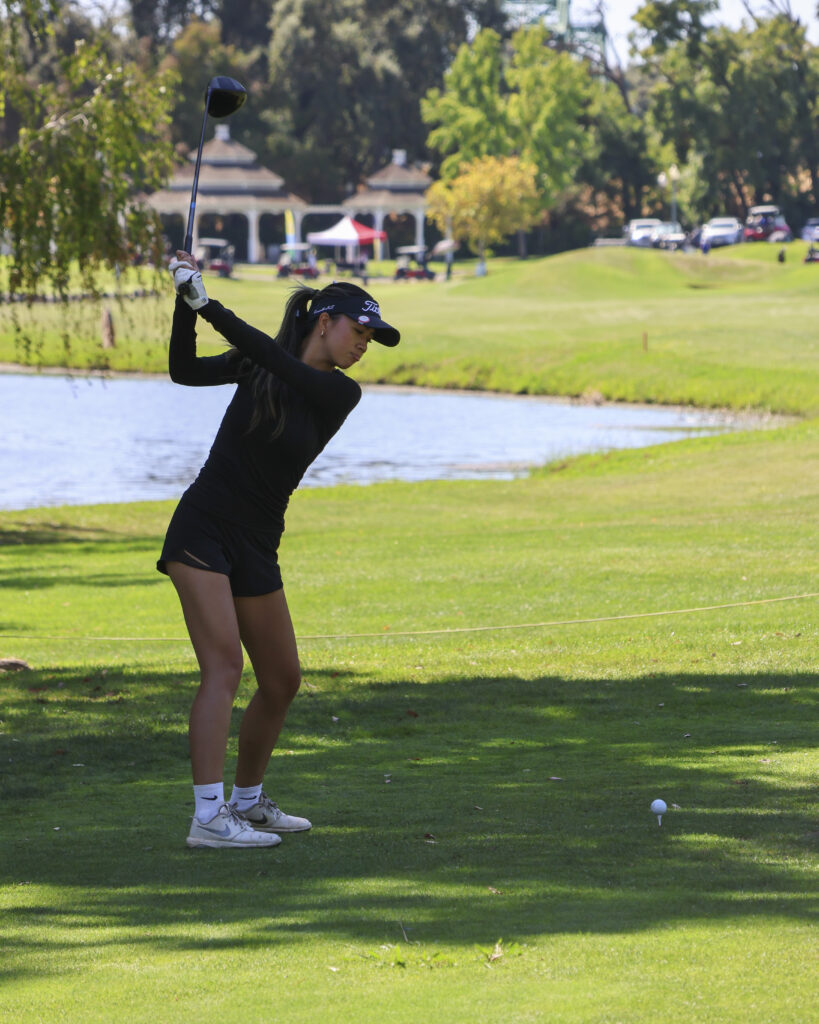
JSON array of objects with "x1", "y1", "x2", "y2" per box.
[
  {"x1": 169, "y1": 251, "x2": 208, "y2": 310},
  {"x1": 174, "y1": 250, "x2": 200, "y2": 272}
]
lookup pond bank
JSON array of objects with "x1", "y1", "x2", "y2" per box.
[
  {"x1": 0, "y1": 371, "x2": 787, "y2": 512},
  {"x1": 0, "y1": 361, "x2": 796, "y2": 425}
]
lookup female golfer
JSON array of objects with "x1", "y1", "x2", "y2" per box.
[{"x1": 160, "y1": 252, "x2": 399, "y2": 848}]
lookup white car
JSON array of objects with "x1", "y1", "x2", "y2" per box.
[
  {"x1": 650, "y1": 221, "x2": 685, "y2": 249},
  {"x1": 701, "y1": 217, "x2": 744, "y2": 248},
  {"x1": 800, "y1": 218, "x2": 819, "y2": 242},
  {"x1": 625, "y1": 218, "x2": 663, "y2": 247}
]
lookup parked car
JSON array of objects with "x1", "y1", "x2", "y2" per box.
[
  {"x1": 800, "y1": 217, "x2": 819, "y2": 242},
  {"x1": 744, "y1": 205, "x2": 793, "y2": 242},
  {"x1": 650, "y1": 221, "x2": 686, "y2": 250},
  {"x1": 625, "y1": 218, "x2": 662, "y2": 247},
  {"x1": 194, "y1": 237, "x2": 235, "y2": 277},
  {"x1": 701, "y1": 217, "x2": 744, "y2": 248}
]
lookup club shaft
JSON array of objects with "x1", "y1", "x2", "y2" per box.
[{"x1": 184, "y1": 87, "x2": 212, "y2": 254}]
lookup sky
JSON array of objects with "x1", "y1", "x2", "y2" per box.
[
  {"x1": 77, "y1": 0, "x2": 819, "y2": 55},
  {"x1": 80, "y1": 0, "x2": 819, "y2": 45},
  {"x1": 601, "y1": 0, "x2": 819, "y2": 56}
]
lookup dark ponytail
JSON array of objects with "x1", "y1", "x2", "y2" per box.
[{"x1": 236, "y1": 280, "x2": 378, "y2": 438}]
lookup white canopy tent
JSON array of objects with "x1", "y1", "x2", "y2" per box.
[
  {"x1": 306, "y1": 215, "x2": 390, "y2": 266},
  {"x1": 306, "y1": 215, "x2": 386, "y2": 246}
]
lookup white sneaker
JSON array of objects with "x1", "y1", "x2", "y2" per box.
[
  {"x1": 186, "y1": 803, "x2": 282, "y2": 848},
  {"x1": 236, "y1": 791, "x2": 312, "y2": 833}
]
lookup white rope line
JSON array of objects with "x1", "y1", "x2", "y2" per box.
[{"x1": 1, "y1": 592, "x2": 816, "y2": 644}]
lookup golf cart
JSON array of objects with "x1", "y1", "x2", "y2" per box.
[
  {"x1": 277, "y1": 243, "x2": 319, "y2": 279},
  {"x1": 195, "y1": 238, "x2": 235, "y2": 277},
  {"x1": 744, "y1": 205, "x2": 793, "y2": 243},
  {"x1": 394, "y1": 245, "x2": 435, "y2": 281}
]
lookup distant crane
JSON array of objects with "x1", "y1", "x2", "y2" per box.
[{"x1": 504, "y1": 0, "x2": 607, "y2": 59}]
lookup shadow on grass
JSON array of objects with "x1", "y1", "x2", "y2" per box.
[
  {"x1": 0, "y1": 536, "x2": 164, "y2": 592},
  {"x1": 0, "y1": 569, "x2": 164, "y2": 594},
  {"x1": 1, "y1": 663, "x2": 816, "y2": 975},
  {"x1": 0, "y1": 519, "x2": 137, "y2": 547}
]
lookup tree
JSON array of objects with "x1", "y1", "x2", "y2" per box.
[
  {"x1": 631, "y1": 0, "x2": 718, "y2": 57},
  {"x1": 128, "y1": 0, "x2": 220, "y2": 52},
  {"x1": 642, "y1": 12, "x2": 819, "y2": 219},
  {"x1": 263, "y1": 0, "x2": 509, "y2": 202},
  {"x1": 578, "y1": 77, "x2": 659, "y2": 227},
  {"x1": 421, "y1": 29, "x2": 511, "y2": 180},
  {"x1": 422, "y1": 26, "x2": 594, "y2": 252},
  {"x1": 264, "y1": 0, "x2": 396, "y2": 200},
  {"x1": 425, "y1": 155, "x2": 540, "y2": 268},
  {"x1": 505, "y1": 25, "x2": 592, "y2": 209},
  {"x1": 160, "y1": 18, "x2": 265, "y2": 157},
  {"x1": 363, "y1": 0, "x2": 508, "y2": 176},
  {"x1": 422, "y1": 27, "x2": 593, "y2": 194},
  {"x1": 219, "y1": 0, "x2": 274, "y2": 56},
  {"x1": 0, "y1": 2, "x2": 178, "y2": 299}
]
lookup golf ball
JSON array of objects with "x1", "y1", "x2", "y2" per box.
[{"x1": 650, "y1": 799, "x2": 667, "y2": 815}]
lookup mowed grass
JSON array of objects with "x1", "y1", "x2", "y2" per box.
[
  {"x1": 1, "y1": 416, "x2": 817, "y2": 1022},
  {"x1": 358, "y1": 246, "x2": 819, "y2": 412},
  {"x1": 3, "y1": 243, "x2": 819, "y2": 414},
  {"x1": 1, "y1": 245, "x2": 817, "y2": 1020}
]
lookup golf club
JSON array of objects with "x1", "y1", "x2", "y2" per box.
[{"x1": 183, "y1": 76, "x2": 247, "y2": 254}]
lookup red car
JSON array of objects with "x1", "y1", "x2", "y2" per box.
[{"x1": 744, "y1": 205, "x2": 793, "y2": 242}]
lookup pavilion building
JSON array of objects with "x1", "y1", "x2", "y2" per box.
[
  {"x1": 147, "y1": 124, "x2": 308, "y2": 263},
  {"x1": 148, "y1": 131, "x2": 430, "y2": 262},
  {"x1": 342, "y1": 150, "x2": 432, "y2": 251}
]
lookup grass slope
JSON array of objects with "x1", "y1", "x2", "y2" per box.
[
  {"x1": 2, "y1": 245, "x2": 819, "y2": 414},
  {"x1": 1, "y1": 420, "x2": 817, "y2": 1023}
]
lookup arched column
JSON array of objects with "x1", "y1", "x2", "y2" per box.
[
  {"x1": 374, "y1": 209, "x2": 385, "y2": 260},
  {"x1": 246, "y1": 208, "x2": 260, "y2": 264},
  {"x1": 414, "y1": 210, "x2": 425, "y2": 248}
]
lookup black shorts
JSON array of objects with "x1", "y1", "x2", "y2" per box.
[{"x1": 157, "y1": 498, "x2": 283, "y2": 597}]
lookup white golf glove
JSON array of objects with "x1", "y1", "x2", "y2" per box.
[{"x1": 169, "y1": 257, "x2": 208, "y2": 310}]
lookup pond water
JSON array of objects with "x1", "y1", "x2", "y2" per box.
[{"x1": 0, "y1": 372, "x2": 744, "y2": 511}]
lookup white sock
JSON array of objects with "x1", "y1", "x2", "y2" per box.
[
  {"x1": 193, "y1": 782, "x2": 225, "y2": 823},
  {"x1": 229, "y1": 783, "x2": 263, "y2": 812}
]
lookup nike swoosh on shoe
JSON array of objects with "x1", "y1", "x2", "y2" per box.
[
  {"x1": 244, "y1": 815, "x2": 268, "y2": 826},
  {"x1": 199, "y1": 823, "x2": 232, "y2": 837}
]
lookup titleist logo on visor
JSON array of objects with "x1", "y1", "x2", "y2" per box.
[{"x1": 311, "y1": 299, "x2": 381, "y2": 318}]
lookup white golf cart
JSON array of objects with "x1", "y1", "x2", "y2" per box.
[
  {"x1": 195, "y1": 238, "x2": 235, "y2": 278},
  {"x1": 394, "y1": 245, "x2": 435, "y2": 280},
  {"x1": 277, "y1": 243, "x2": 319, "y2": 279}
]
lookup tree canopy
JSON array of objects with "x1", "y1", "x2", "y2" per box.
[
  {"x1": 0, "y1": 1, "x2": 177, "y2": 299},
  {"x1": 635, "y1": 7, "x2": 819, "y2": 224},
  {"x1": 426, "y1": 154, "x2": 540, "y2": 264},
  {"x1": 263, "y1": 0, "x2": 508, "y2": 201},
  {"x1": 5, "y1": 0, "x2": 819, "y2": 277}
]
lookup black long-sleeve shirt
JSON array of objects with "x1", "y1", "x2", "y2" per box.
[{"x1": 169, "y1": 297, "x2": 361, "y2": 532}]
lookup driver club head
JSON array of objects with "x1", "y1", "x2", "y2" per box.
[
  {"x1": 205, "y1": 76, "x2": 247, "y2": 118},
  {"x1": 183, "y1": 76, "x2": 247, "y2": 253}
]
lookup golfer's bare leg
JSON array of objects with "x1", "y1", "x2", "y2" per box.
[
  {"x1": 233, "y1": 588, "x2": 301, "y2": 787},
  {"x1": 167, "y1": 561, "x2": 244, "y2": 785}
]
